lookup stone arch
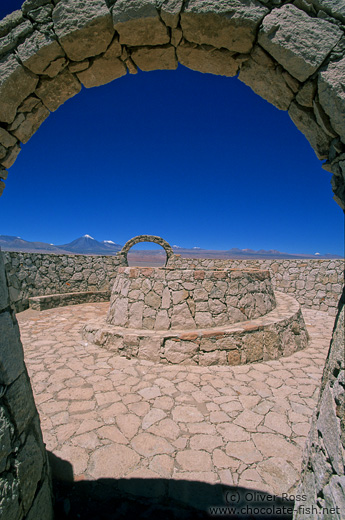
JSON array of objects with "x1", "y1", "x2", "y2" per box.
[
  {"x1": 118, "y1": 234, "x2": 174, "y2": 266},
  {"x1": 0, "y1": 0, "x2": 344, "y2": 208},
  {"x1": 0, "y1": 1, "x2": 345, "y2": 518}
]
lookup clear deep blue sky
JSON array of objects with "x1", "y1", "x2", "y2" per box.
[{"x1": 0, "y1": 1, "x2": 344, "y2": 254}]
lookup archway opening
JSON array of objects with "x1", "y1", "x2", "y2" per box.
[{"x1": 127, "y1": 242, "x2": 167, "y2": 267}]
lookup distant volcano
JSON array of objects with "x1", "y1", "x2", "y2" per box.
[{"x1": 58, "y1": 235, "x2": 122, "y2": 254}]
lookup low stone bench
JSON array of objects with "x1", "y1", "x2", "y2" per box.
[{"x1": 29, "y1": 290, "x2": 110, "y2": 311}]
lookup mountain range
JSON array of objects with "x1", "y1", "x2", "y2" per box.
[
  {"x1": 0, "y1": 234, "x2": 122, "y2": 255},
  {"x1": 0, "y1": 235, "x2": 343, "y2": 259}
]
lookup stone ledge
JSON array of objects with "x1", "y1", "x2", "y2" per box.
[
  {"x1": 29, "y1": 290, "x2": 110, "y2": 311},
  {"x1": 83, "y1": 291, "x2": 309, "y2": 366}
]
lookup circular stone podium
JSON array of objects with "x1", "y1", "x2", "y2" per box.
[{"x1": 83, "y1": 237, "x2": 309, "y2": 366}]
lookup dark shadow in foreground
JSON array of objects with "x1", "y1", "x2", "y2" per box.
[{"x1": 49, "y1": 453, "x2": 295, "y2": 520}]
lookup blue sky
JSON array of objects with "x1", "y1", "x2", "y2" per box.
[{"x1": 0, "y1": 1, "x2": 344, "y2": 255}]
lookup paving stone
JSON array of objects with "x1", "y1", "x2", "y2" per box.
[
  {"x1": 176, "y1": 450, "x2": 212, "y2": 471},
  {"x1": 264, "y1": 411, "x2": 292, "y2": 436},
  {"x1": 131, "y1": 432, "x2": 175, "y2": 457},
  {"x1": 172, "y1": 405, "x2": 204, "y2": 423},
  {"x1": 256, "y1": 456, "x2": 300, "y2": 494},
  {"x1": 54, "y1": 445, "x2": 88, "y2": 476},
  {"x1": 226, "y1": 440, "x2": 263, "y2": 464},
  {"x1": 234, "y1": 410, "x2": 264, "y2": 431},
  {"x1": 149, "y1": 454, "x2": 174, "y2": 478},
  {"x1": 97, "y1": 425, "x2": 127, "y2": 444},
  {"x1": 88, "y1": 443, "x2": 140, "y2": 479},
  {"x1": 189, "y1": 434, "x2": 223, "y2": 452},
  {"x1": 216, "y1": 423, "x2": 251, "y2": 442},
  {"x1": 116, "y1": 413, "x2": 141, "y2": 439},
  {"x1": 148, "y1": 418, "x2": 180, "y2": 440}
]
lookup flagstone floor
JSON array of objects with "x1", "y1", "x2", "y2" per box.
[{"x1": 17, "y1": 303, "x2": 334, "y2": 513}]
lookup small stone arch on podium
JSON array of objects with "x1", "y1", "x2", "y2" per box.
[{"x1": 117, "y1": 235, "x2": 175, "y2": 267}]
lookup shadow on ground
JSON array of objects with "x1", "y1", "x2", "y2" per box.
[{"x1": 49, "y1": 452, "x2": 294, "y2": 520}]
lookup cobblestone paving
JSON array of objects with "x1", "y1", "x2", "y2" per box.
[{"x1": 17, "y1": 303, "x2": 334, "y2": 497}]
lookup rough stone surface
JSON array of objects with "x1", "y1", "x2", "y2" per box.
[
  {"x1": 16, "y1": 31, "x2": 65, "y2": 76},
  {"x1": 35, "y1": 69, "x2": 81, "y2": 112},
  {"x1": 288, "y1": 101, "x2": 332, "y2": 160},
  {"x1": 113, "y1": 0, "x2": 169, "y2": 46},
  {"x1": 52, "y1": 0, "x2": 114, "y2": 61},
  {"x1": 318, "y1": 56, "x2": 345, "y2": 144},
  {"x1": 239, "y1": 45, "x2": 295, "y2": 111},
  {"x1": 3, "y1": 252, "x2": 343, "y2": 317},
  {"x1": 107, "y1": 266, "x2": 276, "y2": 330},
  {"x1": 294, "y1": 289, "x2": 344, "y2": 519},
  {"x1": 0, "y1": 54, "x2": 38, "y2": 124},
  {"x1": 258, "y1": 4, "x2": 342, "y2": 82},
  {"x1": 131, "y1": 45, "x2": 177, "y2": 72},
  {"x1": 181, "y1": 0, "x2": 268, "y2": 54},
  {"x1": 77, "y1": 40, "x2": 126, "y2": 88},
  {"x1": 177, "y1": 43, "x2": 238, "y2": 77},
  {"x1": 0, "y1": 311, "x2": 25, "y2": 385},
  {"x1": 11, "y1": 102, "x2": 50, "y2": 144}
]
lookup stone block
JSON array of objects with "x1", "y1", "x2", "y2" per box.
[
  {"x1": 2, "y1": 371, "x2": 37, "y2": 435},
  {"x1": 35, "y1": 69, "x2": 81, "y2": 112},
  {"x1": 22, "y1": 0, "x2": 52, "y2": 15},
  {"x1": 12, "y1": 102, "x2": 49, "y2": 144},
  {"x1": 317, "y1": 383, "x2": 344, "y2": 475},
  {"x1": 25, "y1": 479, "x2": 53, "y2": 520},
  {"x1": 112, "y1": 0, "x2": 170, "y2": 46},
  {"x1": 239, "y1": 45, "x2": 294, "y2": 111},
  {"x1": 154, "y1": 309, "x2": 170, "y2": 330},
  {"x1": 0, "y1": 312, "x2": 25, "y2": 385},
  {"x1": 177, "y1": 43, "x2": 238, "y2": 77},
  {"x1": 0, "y1": 10, "x2": 24, "y2": 38},
  {"x1": 77, "y1": 39, "x2": 126, "y2": 88},
  {"x1": 53, "y1": 0, "x2": 114, "y2": 61},
  {"x1": 131, "y1": 45, "x2": 177, "y2": 71},
  {"x1": 242, "y1": 331, "x2": 264, "y2": 362},
  {"x1": 323, "y1": 476, "x2": 345, "y2": 520},
  {"x1": 171, "y1": 302, "x2": 196, "y2": 329},
  {"x1": 164, "y1": 339, "x2": 198, "y2": 363},
  {"x1": 16, "y1": 433, "x2": 44, "y2": 514},
  {"x1": 0, "y1": 252, "x2": 10, "y2": 311},
  {"x1": 128, "y1": 301, "x2": 144, "y2": 328},
  {"x1": 138, "y1": 337, "x2": 161, "y2": 362},
  {"x1": 181, "y1": 0, "x2": 268, "y2": 54},
  {"x1": 318, "y1": 56, "x2": 345, "y2": 144},
  {"x1": 310, "y1": 0, "x2": 345, "y2": 23},
  {"x1": 0, "y1": 54, "x2": 38, "y2": 124},
  {"x1": 195, "y1": 311, "x2": 213, "y2": 328},
  {"x1": 0, "y1": 407, "x2": 14, "y2": 473},
  {"x1": 289, "y1": 101, "x2": 331, "y2": 160},
  {"x1": 17, "y1": 31, "x2": 65, "y2": 76},
  {"x1": 0, "y1": 474, "x2": 21, "y2": 520},
  {"x1": 258, "y1": 4, "x2": 342, "y2": 82},
  {"x1": 0, "y1": 128, "x2": 16, "y2": 148},
  {"x1": 160, "y1": 0, "x2": 183, "y2": 28},
  {"x1": 199, "y1": 350, "x2": 227, "y2": 365}
]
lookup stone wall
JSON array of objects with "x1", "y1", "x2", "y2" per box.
[
  {"x1": 3, "y1": 252, "x2": 343, "y2": 315},
  {"x1": 0, "y1": 0, "x2": 345, "y2": 209},
  {"x1": 0, "y1": 251, "x2": 53, "y2": 519},
  {"x1": 294, "y1": 288, "x2": 345, "y2": 520},
  {"x1": 2, "y1": 251, "x2": 121, "y2": 312},
  {"x1": 108, "y1": 266, "x2": 276, "y2": 330},
  {"x1": 169, "y1": 257, "x2": 344, "y2": 316}
]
